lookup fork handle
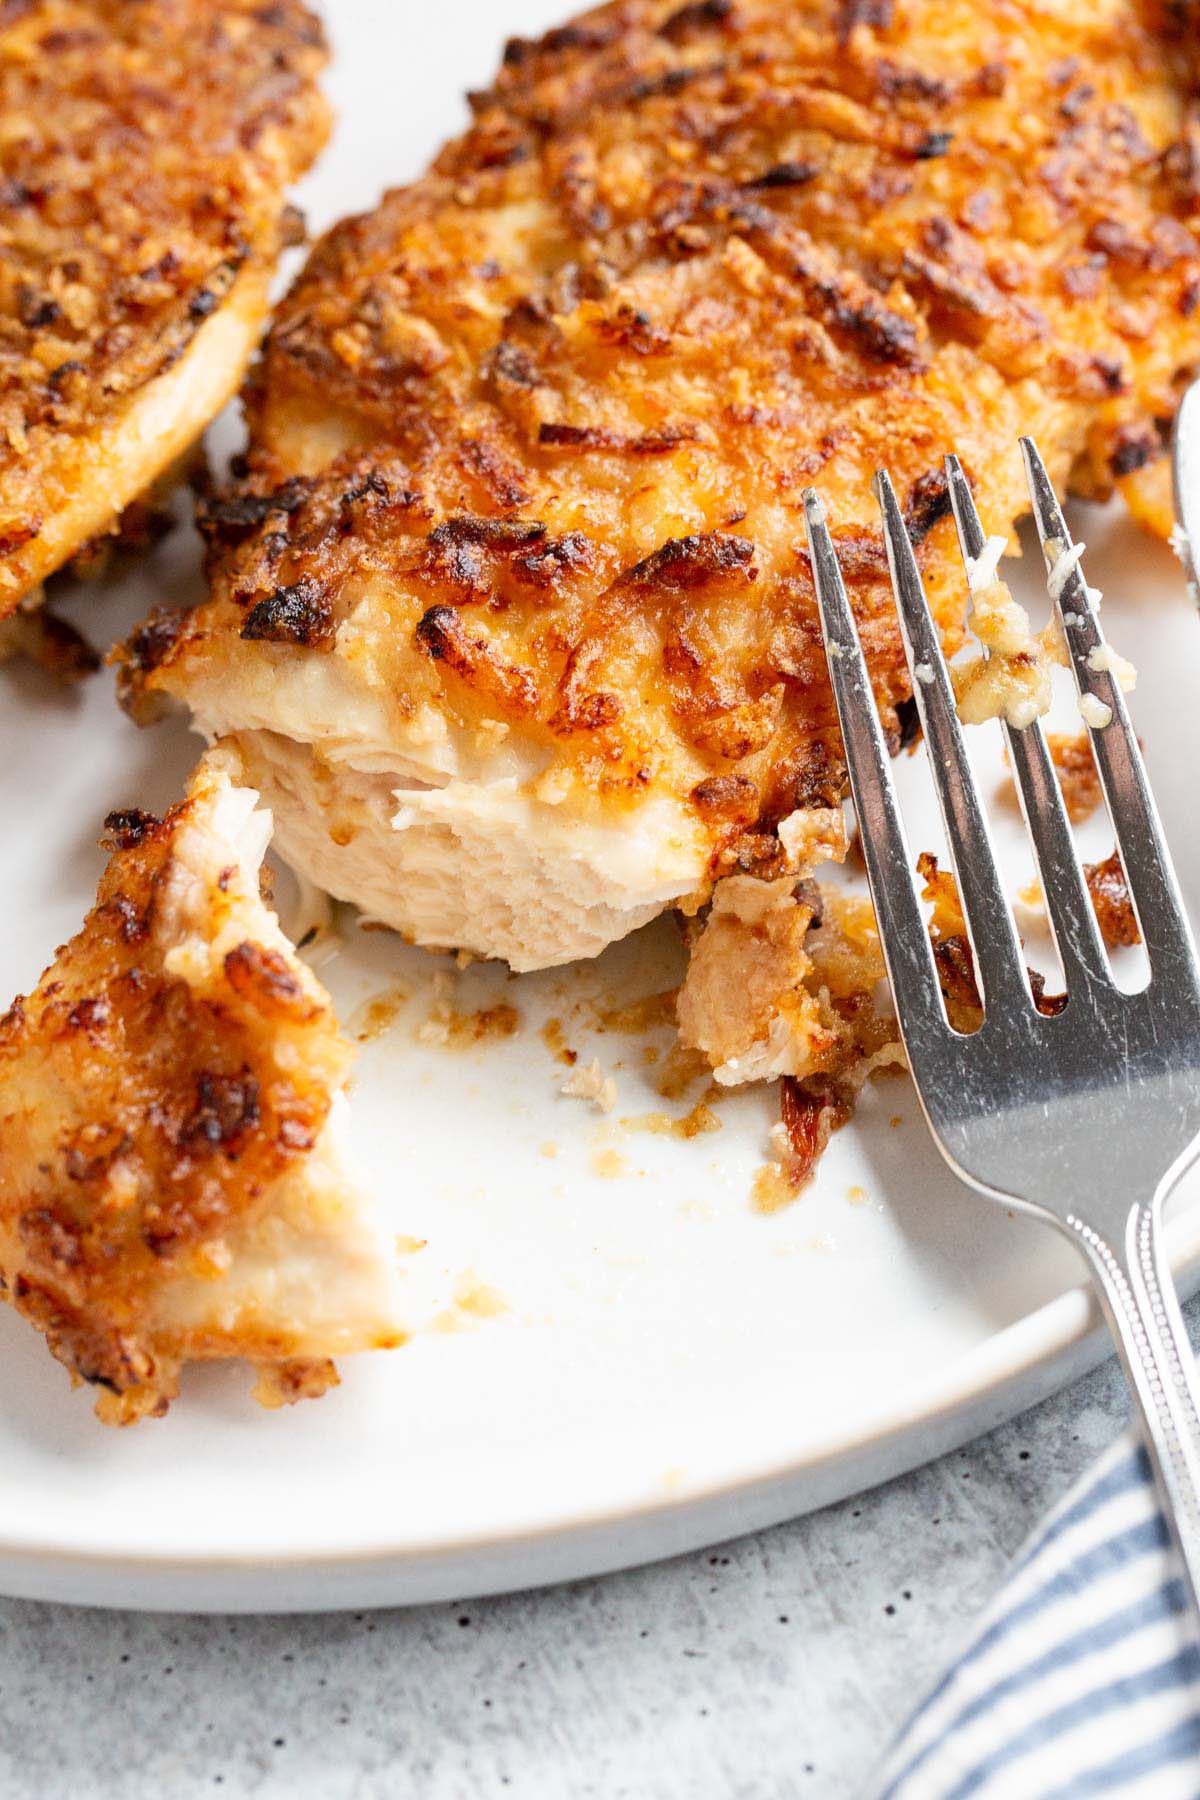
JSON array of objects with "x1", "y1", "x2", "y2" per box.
[{"x1": 1076, "y1": 1201, "x2": 1200, "y2": 1613}]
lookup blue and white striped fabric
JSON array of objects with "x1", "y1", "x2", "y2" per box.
[{"x1": 875, "y1": 1437, "x2": 1200, "y2": 1798}]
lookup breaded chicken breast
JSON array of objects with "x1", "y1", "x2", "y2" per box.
[
  {"x1": 124, "y1": 0, "x2": 1200, "y2": 971},
  {"x1": 0, "y1": 748, "x2": 402, "y2": 1424},
  {"x1": 0, "y1": 0, "x2": 329, "y2": 619}
]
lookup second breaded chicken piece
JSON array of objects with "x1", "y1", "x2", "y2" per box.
[
  {"x1": 0, "y1": 0, "x2": 329, "y2": 619},
  {"x1": 0, "y1": 748, "x2": 402, "y2": 1424}
]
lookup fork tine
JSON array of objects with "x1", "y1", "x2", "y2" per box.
[
  {"x1": 874, "y1": 469, "x2": 1031, "y2": 1014},
  {"x1": 1019, "y1": 439, "x2": 1199, "y2": 987},
  {"x1": 801, "y1": 491, "x2": 948, "y2": 1049},
  {"x1": 944, "y1": 455, "x2": 1112, "y2": 997}
]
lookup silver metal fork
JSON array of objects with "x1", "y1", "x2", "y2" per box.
[{"x1": 802, "y1": 440, "x2": 1200, "y2": 1612}]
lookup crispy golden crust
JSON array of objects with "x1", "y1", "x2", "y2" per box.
[
  {"x1": 129, "y1": 0, "x2": 1199, "y2": 883},
  {"x1": 0, "y1": 0, "x2": 329, "y2": 612},
  {"x1": 0, "y1": 755, "x2": 391, "y2": 1423}
]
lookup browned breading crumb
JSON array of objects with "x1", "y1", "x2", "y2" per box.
[
  {"x1": 561, "y1": 1057, "x2": 619, "y2": 1112},
  {"x1": 776, "y1": 1073, "x2": 857, "y2": 1194},
  {"x1": 417, "y1": 973, "x2": 522, "y2": 1048},
  {"x1": 621, "y1": 1100, "x2": 721, "y2": 1139},
  {"x1": 917, "y1": 851, "x2": 984, "y2": 1032},
  {"x1": 251, "y1": 1357, "x2": 340, "y2": 1410},
  {"x1": 1047, "y1": 732, "x2": 1104, "y2": 825},
  {"x1": 1085, "y1": 850, "x2": 1141, "y2": 948},
  {"x1": 921, "y1": 848, "x2": 1141, "y2": 1015},
  {"x1": 918, "y1": 851, "x2": 1070, "y2": 1021}
]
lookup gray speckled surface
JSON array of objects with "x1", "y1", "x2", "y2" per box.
[{"x1": 0, "y1": 1321, "x2": 1175, "y2": 1800}]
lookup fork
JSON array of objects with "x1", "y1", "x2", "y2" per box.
[{"x1": 802, "y1": 440, "x2": 1200, "y2": 1613}]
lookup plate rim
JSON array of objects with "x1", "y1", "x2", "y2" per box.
[{"x1": 1, "y1": 1199, "x2": 1192, "y2": 1608}]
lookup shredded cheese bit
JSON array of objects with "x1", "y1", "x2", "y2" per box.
[
  {"x1": 950, "y1": 524, "x2": 1134, "y2": 732},
  {"x1": 965, "y1": 534, "x2": 1007, "y2": 592},
  {"x1": 914, "y1": 660, "x2": 935, "y2": 686},
  {"x1": 561, "y1": 1058, "x2": 618, "y2": 1114},
  {"x1": 953, "y1": 574, "x2": 1052, "y2": 728},
  {"x1": 1086, "y1": 643, "x2": 1137, "y2": 692},
  {"x1": 1047, "y1": 539, "x2": 1086, "y2": 601},
  {"x1": 1079, "y1": 692, "x2": 1113, "y2": 730}
]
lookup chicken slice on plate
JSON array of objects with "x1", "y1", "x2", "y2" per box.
[
  {"x1": 0, "y1": 748, "x2": 403, "y2": 1424},
  {"x1": 122, "y1": 0, "x2": 1200, "y2": 975},
  {"x1": 0, "y1": 0, "x2": 329, "y2": 628}
]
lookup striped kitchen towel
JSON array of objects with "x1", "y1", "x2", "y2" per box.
[{"x1": 875, "y1": 1437, "x2": 1200, "y2": 1798}]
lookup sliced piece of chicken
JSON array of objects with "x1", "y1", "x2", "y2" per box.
[
  {"x1": 0, "y1": 0, "x2": 329, "y2": 618},
  {"x1": 124, "y1": 0, "x2": 1200, "y2": 972},
  {"x1": 0, "y1": 748, "x2": 402, "y2": 1424}
]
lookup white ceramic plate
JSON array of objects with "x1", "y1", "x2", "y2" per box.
[{"x1": 0, "y1": 0, "x2": 1198, "y2": 1613}]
